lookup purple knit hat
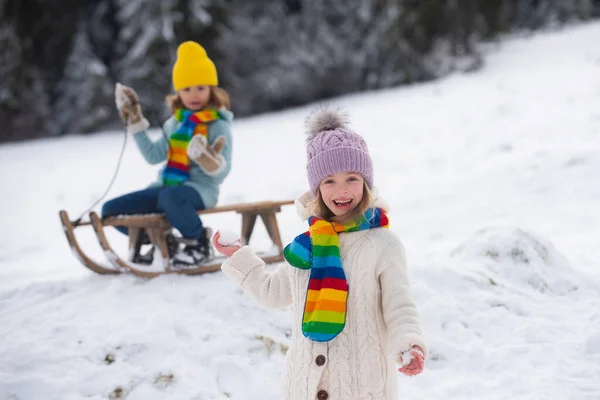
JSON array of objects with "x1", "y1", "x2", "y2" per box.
[{"x1": 305, "y1": 107, "x2": 373, "y2": 195}]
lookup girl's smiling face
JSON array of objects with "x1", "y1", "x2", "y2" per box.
[{"x1": 318, "y1": 171, "x2": 365, "y2": 219}]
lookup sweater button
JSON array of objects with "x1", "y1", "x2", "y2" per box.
[
  {"x1": 317, "y1": 390, "x2": 329, "y2": 400},
  {"x1": 315, "y1": 355, "x2": 326, "y2": 366}
]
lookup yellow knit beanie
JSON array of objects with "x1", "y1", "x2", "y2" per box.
[{"x1": 172, "y1": 41, "x2": 218, "y2": 91}]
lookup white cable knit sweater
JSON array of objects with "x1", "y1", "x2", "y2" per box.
[{"x1": 221, "y1": 192, "x2": 428, "y2": 400}]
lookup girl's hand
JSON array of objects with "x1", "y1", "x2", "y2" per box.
[
  {"x1": 398, "y1": 346, "x2": 425, "y2": 376},
  {"x1": 115, "y1": 83, "x2": 149, "y2": 134},
  {"x1": 212, "y1": 230, "x2": 242, "y2": 258},
  {"x1": 188, "y1": 135, "x2": 227, "y2": 175},
  {"x1": 115, "y1": 83, "x2": 144, "y2": 124}
]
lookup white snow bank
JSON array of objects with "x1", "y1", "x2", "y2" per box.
[{"x1": 450, "y1": 227, "x2": 578, "y2": 294}]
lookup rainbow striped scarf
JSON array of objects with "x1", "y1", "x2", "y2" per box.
[
  {"x1": 284, "y1": 207, "x2": 389, "y2": 342},
  {"x1": 162, "y1": 108, "x2": 224, "y2": 186}
]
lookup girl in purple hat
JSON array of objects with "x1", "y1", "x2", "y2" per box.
[{"x1": 213, "y1": 106, "x2": 427, "y2": 400}]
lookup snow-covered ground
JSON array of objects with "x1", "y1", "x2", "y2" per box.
[{"x1": 1, "y1": 22, "x2": 600, "y2": 400}]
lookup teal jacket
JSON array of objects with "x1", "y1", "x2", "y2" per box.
[{"x1": 132, "y1": 110, "x2": 234, "y2": 208}]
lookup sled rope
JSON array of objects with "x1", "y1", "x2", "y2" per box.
[{"x1": 73, "y1": 128, "x2": 128, "y2": 227}]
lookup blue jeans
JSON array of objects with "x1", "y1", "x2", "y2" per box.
[{"x1": 101, "y1": 186, "x2": 206, "y2": 239}]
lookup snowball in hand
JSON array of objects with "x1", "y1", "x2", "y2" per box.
[
  {"x1": 400, "y1": 349, "x2": 414, "y2": 366},
  {"x1": 217, "y1": 230, "x2": 242, "y2": 247}
]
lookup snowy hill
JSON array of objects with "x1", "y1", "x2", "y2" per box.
[{"x1": 1, "y1": 22, "x2": 600, "y2": 400}]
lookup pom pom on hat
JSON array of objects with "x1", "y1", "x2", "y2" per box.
[
  {"x1": 172, "y1": 41, "x2": 218, "y2": 91},
  {"x1": 305, "y1": 105, "x2": 349, "y2": 139}
]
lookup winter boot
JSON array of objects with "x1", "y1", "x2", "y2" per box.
[
  {"x1": 130, "y1": 229, "x2": 153, "y2": 265},
  {"x1": 131, "y1": 230, "x2": 179, "y2": 265},
  {"x1": 171, "y1": 227, "x2": 214, "y2": 268}
]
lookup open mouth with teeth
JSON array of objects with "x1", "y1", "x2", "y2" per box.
[{"x1": 333, "y1": 199, "x2": 353, "y2": 208}]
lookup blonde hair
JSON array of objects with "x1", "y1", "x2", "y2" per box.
[
  {"x1": 311, "y1": 182, "x2": 375, "y2": 224},
  {"x1": 165, "y1": 86, "x2": 231, "y2": 114}
]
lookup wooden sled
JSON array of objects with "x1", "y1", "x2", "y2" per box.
[
  {"x1": 59, "y1": 199, "x2": 294, "y2": 278},
  {"x1": 59, "y1": 210, "x2": 121, "y2": 275}
]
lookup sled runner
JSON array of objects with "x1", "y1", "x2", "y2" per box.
[{"x1": 59, "y1": 200, "x2": 294, "y2": 278}]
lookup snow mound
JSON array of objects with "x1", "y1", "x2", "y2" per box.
[{"x1": 450, "y1": 227, "x2": 577, "y2": 294}]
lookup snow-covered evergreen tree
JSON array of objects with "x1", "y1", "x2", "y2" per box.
[
  {"x1": 51, "y1": 23, "x2": 117, "y2": 136},
  {"x1": 85, "y1": 0, "x2": 119, "y2": 66},
  {"x1": 0, "y1": 19, "x2": 49, "y2": 142},
  {"x1": 112, "y1": 0, "x2": 180, "y2": 125}
]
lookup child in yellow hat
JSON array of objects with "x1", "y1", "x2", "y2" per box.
[{"x1": 103, "y1": 41, "x2": 233, "y2": 268}]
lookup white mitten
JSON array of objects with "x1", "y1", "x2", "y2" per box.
[
  {"x1": 115, "y1": 83, "x2": 150, "y2": 134},
  {"x1": 187, "y1": 135, "x2": 227, "y2": 176}
]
